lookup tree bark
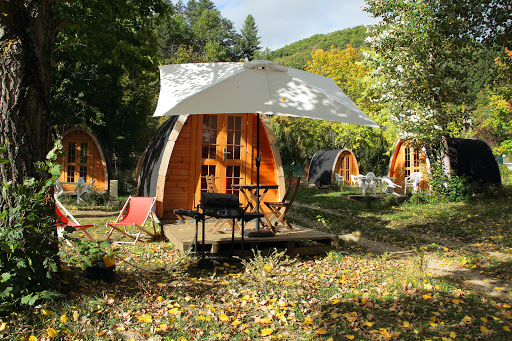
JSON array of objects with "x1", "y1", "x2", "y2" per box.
[{"x1": 0, "y1": 0, "x2": 53, "y2": 197}]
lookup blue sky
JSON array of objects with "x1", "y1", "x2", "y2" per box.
[{"x1": 178, "y1": 0, "x2": 379, "y2": 51}]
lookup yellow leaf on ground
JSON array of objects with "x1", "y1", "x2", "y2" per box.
[
  {"x1": 157, "y1": 296, "x2": 164, "y2": 302},
  {"x1": 60, "y1": 314, "x2": 68, "y2": 323},
  {"x1": 261, "y1": 328, "x2": 274, "y2": 336},
  {"x1": 46, "y1": 328, "x2": 58, "y2": 339},
  {"x1": 481, "y1": 326, "x2": 490, "y2": 333},
  {"x1": 423, "y1": 294, "x2": 431, "y2": 300},
  {"x1": 28, "y1": 336, "x2": 37, "y2": 341},
  {"x1": 450, "y1": 331, "x2": 457, "y2": 338},
  {"x1": 346, "y1": 335, "x2": 355, "y2": 340},
  {"x1": 264, "y1": 265, "x2": 272, "y2": 272},
  {"x1": 403, "y1": 321, "x2": 410, "y2": 328},
  {"x1": 219, "y1": 313, "x2": 229, "y2": 321},
  {"x1": 232, "y1": 319, "x2": 242, "y2": 326},
  {"x1": 0, "y1": 323, "x2": 6, "y2": 331},
  {"x1": 316, "y1": 328, "x2": 327, "y2": 335},
  {"x1": 72, "y1": 311, "x2": 79, "y2": 322},
  {"x1": 41, "y1": 309, "x2": 52, "y2": 316}
]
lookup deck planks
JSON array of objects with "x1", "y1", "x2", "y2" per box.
[{"x1": 162, "y1": 220, "x2": 338, "y2": 257}]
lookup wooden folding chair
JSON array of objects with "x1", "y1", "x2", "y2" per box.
[
  {"x1": 55, "y1": 196, "x2": 96, "y2": 244},
  {"x1": 263, "y1": 177, "x2": 301, "y2": 232},
  {"x1": 105, "y1": 196, "x2": 158, "y2": 244},
  {"x1": 204, "y1": 175, "x2": 241, "y2": 233}
]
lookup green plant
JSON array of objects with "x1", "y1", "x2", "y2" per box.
[
  {"x1": 0, "y1": 142, "x2": 62, "y2": 312},
  {"x1": 428, "y1": 159, "x2": 473, "y2": 202},
  {"x1": 81, "y1": 190, "x2": 111, "y2": 207},
  {"x1": 238, "y1": 248, "x2": 295, "y2": 283}
]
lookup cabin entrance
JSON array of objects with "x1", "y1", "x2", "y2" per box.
[
  {"x1": 61, "y1": 138, "x2": 91, "y2": 186},
  {"x1": 194, "y1": 114, "x2": 250, "y2": 204}
]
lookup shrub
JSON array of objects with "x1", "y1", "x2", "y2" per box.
[
  {"x1": 0, "y1": 143, "x2": 62, "y2": 312},
  {"x1": 428, "y1": 160, "x2": 472, "y2": 203}
]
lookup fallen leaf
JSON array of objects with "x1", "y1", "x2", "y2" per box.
[
  {"x1": 46, "y1": 328, "x2": 58, "y2": 339},
  {"x1": 316, "y1": 328, "x2": 327, "y2": 335},
  {"x1": 261, "y1": 328, "x2": 274, "y2": 336}
]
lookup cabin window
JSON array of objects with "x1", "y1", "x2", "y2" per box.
[
  {"x1": 200, "y1": 165, "x2": 216, "y2": 192},
  {"x1": 67, "y1": 143, "x2": 76, "y2": 162},
  {"x1": 404, "y1": 146, "x2": 421, "y2": 176},
  {"x1": 79, "y1": 143, "x2": 88, "y2": 163},
  {"x1": 80, "y1": 166, "x2": 87, "y2": 179},
  {"x1": 404, "y1": 148, "x2": 411, "y2": 176},
  {"x1": 341, "y1": 156, "x2": 351, "y2": 182},
  {"x1": 202, "y1": 115, "x2": 218, "y2": 159},
  {"x1": 225, "y1": 165, "x2": 240, "y2": 196},
  {"x1": 67, "y1": 166, "x2": 75, "y2": 182},
  {"x1": 226, "y1": 116, "x2": 242, "y2": 160}
]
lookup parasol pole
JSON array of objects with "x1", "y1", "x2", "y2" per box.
[{"x1": 255, "y1": 114, "x2": 261, "y2": 231}]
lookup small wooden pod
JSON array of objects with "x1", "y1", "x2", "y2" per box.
[
  {"x1": 388, "y1": 138, "x2": 500, "y2": 194},
  {"x1": 138, "y1": 113, "x2": 285, "y2": 220},
  {"x1": 57, "y1": 127, "x2": 111, "y2": 192},
  {"x1": 307, "y1": 149, "x2": 359, "y2": 186}
]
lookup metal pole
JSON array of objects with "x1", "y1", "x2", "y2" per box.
[{"x1": 255, "y1": 113, "x2": 261, "y2": 231}]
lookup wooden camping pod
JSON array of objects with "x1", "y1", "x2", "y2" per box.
[
  {"x1": 57, "y1": 127, "x2": 111, "y2": 192},
  {"x1": 138, "y1": 113, "x2": 285, "y2": 220},
  {"x1": 388, "y1": 138, "x2": 501, "y2": 194},
  {"x1": 307, "y1": 149, "x2": 359, "y2": 186}
]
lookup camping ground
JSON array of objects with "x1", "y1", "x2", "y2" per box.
[{"x1": 3, "y1": 175, "x2": 512, "y2": 340}]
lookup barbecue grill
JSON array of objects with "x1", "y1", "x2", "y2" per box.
[{"x1": 174, "y1": 193, "x2": 263, "y2": 258}]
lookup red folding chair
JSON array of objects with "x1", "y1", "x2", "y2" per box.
[
  {"x1": 55, "y1": 197, "x2": 96, "y2": 244},
  {"x1": 105, "y1": 196, "x2": 158, "y2": 244}
]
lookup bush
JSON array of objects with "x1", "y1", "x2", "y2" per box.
[
  {"x1": 0, "y1": 144, "x2": 61, "y2": 312},
  {"x1": 428, "y1": 160, "x2": 473, "y2": 203}
]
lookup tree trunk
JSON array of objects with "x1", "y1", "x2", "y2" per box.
[{"x1": 0, "y1": 0, "x2": 53, "y2": 198}]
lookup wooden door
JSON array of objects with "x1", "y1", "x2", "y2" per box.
[{"x1": 195, "y1": 114, "x2": 249, "y2": 203}]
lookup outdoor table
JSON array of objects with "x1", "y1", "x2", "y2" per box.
[
  {"x1": 231, "y1": 184, "x2": 279, "y2": 213},
  {"x1": 359, "y1": 176, "x2": 382, "y2": 196}
]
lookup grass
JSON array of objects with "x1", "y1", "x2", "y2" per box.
[{"x1": 3, "y1": 181, "x2": 512, "y2": 340}]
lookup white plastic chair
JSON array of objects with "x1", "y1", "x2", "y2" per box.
[
  {"x1": 75, "y1": 177, "x2": 95, "y2": 204},
  {"x1": 381, "y1": 176, "x2": 402, "y2": 196},
  {"x1": 350, "y1": 174, "x2": 361, "y2": 187},
  {"x1": 364, "y1": 172, "x2": 377, "y2": 195},
  {"x1": 404, "y1": 172, "x2": 422, "y2": 194},
  {"x1": 334, "y1": 173, "x2": 344, "y2": 186}
]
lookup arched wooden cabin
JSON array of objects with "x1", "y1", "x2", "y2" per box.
[
  {"x1": 388, "y1": 138, "x2": 500, "y2": 193},
  {"x1": 138, "y1": 113, "x2": 285, "y2": 220},
  {"x1": 307, "y1": 149, "x2": 359, "y2": 186},
  {"x1": 57, "y1": 127, "x2": 111, "y2": 192}
]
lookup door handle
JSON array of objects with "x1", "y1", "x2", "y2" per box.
[{"x1": 223, "y1": 148, "x2": 231, "y2": 161}]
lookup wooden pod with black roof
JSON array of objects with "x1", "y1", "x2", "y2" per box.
[
  {"x1": 307, "y1": 149, "x2": 359, "y2": 186},
  {"x1": 138, "y1": 113, "x2": 285, "y2": 220}
]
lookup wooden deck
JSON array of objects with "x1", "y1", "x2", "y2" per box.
[{"x1": 162, "y1": 220, "x2": 338, "y2": 257}]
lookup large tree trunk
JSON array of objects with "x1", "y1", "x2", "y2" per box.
[{"x1": 0, "y1": 0, "x2": 53, "y2": 198}]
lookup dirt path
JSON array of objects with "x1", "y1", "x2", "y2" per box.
[{"x1": 294, "y1": 202, "x2": 512, "y2": 301}]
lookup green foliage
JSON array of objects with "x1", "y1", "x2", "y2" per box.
[
  {"x1": 60, "y1": 240, "x2": 118, "y2": 271},
  {"x1": 0, "y1": 142, "x2": 63, "y2": 313},
  {"x1": 238, "y1": 248, "x2": 295, "y2": 284},
  {"x1": 271, "y1": 25, "x2": 368, "y2": 70},
  {"x1": 52, "y1": 0, "x2": 170, "y2": 171},
  {"x1": 499, "y1": 164, "x2": 512, "y2": 184},
  {"x1": 239, "y1": 14, "x2": 261, "y2": 60},
  {"x1": 158, "y1": 0, "x2": 259, "y2": 63},
  {"x1": 427, "y1": 160, "x2": 473, "y2": 203}
]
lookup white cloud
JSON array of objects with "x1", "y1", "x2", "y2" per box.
[{"x1": 214, "y1": 0, "x2": 378, "y2": 50}]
